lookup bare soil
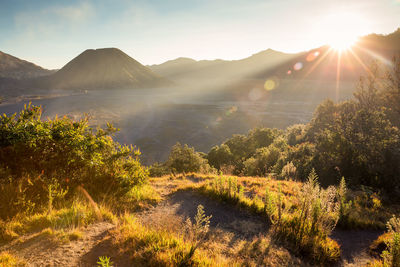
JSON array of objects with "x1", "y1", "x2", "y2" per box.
[
  {"x1": 331, "y1": 229, "x2": 383, "y2": 266},
  {"x1": 1, "y1": 222, "x2": 125, "y2": 267}
]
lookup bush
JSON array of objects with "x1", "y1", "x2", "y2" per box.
[
  {"x1": 243, "y1": 146, "x2": 281, "y2": 176},
  {"x1": 381, "y1": 216, "x2": 400, "y2": 266},
  {"x1": 272, "y1": 169, "x2": 341, "y2": 264},
  {"x1": 0, "y1": 104, "x2": 148, "y2": 219},
  {"x1": 207, "y1": 144, "x2": 234, "y2": 170},
  {"x1": 166, "y1": 143, "x2": 213, "y2": 174},
  {"x1": 281, "y1": 162, "x2": 297, "y2": 180}
]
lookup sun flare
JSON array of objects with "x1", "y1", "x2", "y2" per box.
[{"x1": 316, "y1": 11, "x2": 369, "y2": 51}]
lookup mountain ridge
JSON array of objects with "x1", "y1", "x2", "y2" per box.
[
  {"x1": 0, "y1": 51, "x2": 54, "y2": 79},
  {"x1": 40, "y1": 47, "x2": 172, "y2": 90}
]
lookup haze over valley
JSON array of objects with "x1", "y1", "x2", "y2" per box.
[{"x1": 1, "y1": 29, "x2": 400, "y2": 163}]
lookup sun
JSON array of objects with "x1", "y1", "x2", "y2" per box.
[
  {"x1": 316, "y1": 11, "x2": 369, "y2": 51},
  {"x1": 329, "y1": 37, "x2": 357, "y2": 51}
]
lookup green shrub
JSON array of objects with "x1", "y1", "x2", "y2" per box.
[
  {"x1": 0, "y1": 104, "x2": 148, "y2": 219},
  {"x1": 166, "y1": 142, "x2": 213, "y2": 174}
]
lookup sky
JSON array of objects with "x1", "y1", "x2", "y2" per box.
[{"x1": 0, "y1": 0, "x2": 399, "y2": 69}]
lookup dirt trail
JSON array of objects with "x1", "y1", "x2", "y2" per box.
[
  {"x1": 1, "y1": 222, "x2": 121, "y2": 267},
  {"x1": 138, "y1": 190, "x2": 269, "y2": 240},
  {"x1": 331, "y1": 229, "x2": 383, "y2": 266}
]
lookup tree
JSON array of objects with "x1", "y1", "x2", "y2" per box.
[
  {"x1": 207, "y1": 144, "x2": 234, "y2": 170},
  {"x1": 166, "y1": 143, "x2": 211, "y2": 173}
]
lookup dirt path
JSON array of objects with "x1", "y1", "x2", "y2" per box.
[
  {"x1": 1, "y1": 222, "x2": 120, "y2": 267},
  {"x1": 331, "y1": 229, "x2": 383, "y2": 266},
  {"x1": 138, "y1": 190, "x2": 269, "y2": 240}
]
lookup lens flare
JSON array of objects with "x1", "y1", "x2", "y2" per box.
[
  {"x1": 293, "y1": 62, "x2": 303, "y2": 71},
  {"x1": 264, "y1": 80, "x2": 275, "y2": 91},
  {"x1": 306, "y1": 51, "x2": 320, "y2": 62}
]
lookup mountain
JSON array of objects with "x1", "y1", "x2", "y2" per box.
[
  {"x1": 253, "y1": 29, "x2": 400, "y2": 81},
  {"x1": 44, "y1": 48, "x2": 171, "y2": 90},
  {"x1": 149, "y1": 49, "x2": 297, "y2": 85},
  {"x1": 0, "y1": 51, "x2": 53, "y2": 79},
  {"x1": 150, "y1": 29, "x2": 400, "y2": 86}
]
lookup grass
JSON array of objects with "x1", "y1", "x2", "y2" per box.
[
  {"x1": 111, "y1": 213, "x2": 304, "y2": 266},
  {"x1": 0, "y1": 200, "x2": 116, "y2": 243},
  {"x1": 100, "y1": 184, "x2": 162, "y2": 213},
  {"x1": 0, "y1": 251, "x2": 26, "y2": 267},
  {"x1": 169, "y1": 173, "x2": 395, "y2": 230},
  {"x1": 146, "y1": 172, "x2": 399, "y2": 264},
  {"x1": 2, "y1": 171, "x2": 398, "y2": 266},
  {"x1": 187, "y1": 173, "x2": 341, "y2": 264},
  {"x1": 111, "y1": 214, "x2": 217, "y2": 266}
]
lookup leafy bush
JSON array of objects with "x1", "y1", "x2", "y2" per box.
[
  {"x1": 243, "y1": 146, "x2": 281, "y2": 176},
  {"x1": 0, "y1": 104, "x2": 148, "y2": 219},
  {"x1": 207, "y1": 144, "x2": 234, "y2": 171},
  {"x1": 165, "y1": 142, "x2": 213, "y2": 174}
]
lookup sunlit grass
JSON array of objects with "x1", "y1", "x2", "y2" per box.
[
  {"x1": 0, "y1": 251, "x2": 26, "y2": 267},
  {"x1": 0, "y1": 201, "x2": 116, "y2": 243}
]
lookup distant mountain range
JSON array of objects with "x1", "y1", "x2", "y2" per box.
[
  {"x1": 149, "y1": 28, "x2": 400, "y2": 85},
  {"x1": 0, "y1": 28, "x2": 399, "y2": 98},
  {"x1": 0, "y1": 51, "x2": 54, "y2": 79}
]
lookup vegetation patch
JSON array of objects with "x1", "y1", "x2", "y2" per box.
[
  {"x1": 111, "y1": 213, "x2": 217, "y2": 266},
  {"x1": 0, "y1": 251, "x2": 26, "y2": 266}
]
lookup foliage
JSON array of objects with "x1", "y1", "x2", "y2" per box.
[
  {"x1": 381, "y1": 216, "x2": 400, "y2": 266},
  {"x1": 0, "y1": 251, "x2": 25, "y2": 266},
  {"x1": 199, "y1": 59, "x2": 400, "y2": 197},
  {"x1": 0, "y1": 103, "x2": 148, "y2": 219},
  {"x1": 207, "y1": 144, "x2": 234, "y2": 171},
  {"x1": 243, "y1": 145, "x2": 281, "y2": 176},
  {"x1": 280, "y1": 161, "x2": 297, "y2": 180},
  {"x1": 286, "y1": 124, "x2": 307, "y2": 146},
  {"x1": 97, "y1": 256, "x2": 114, "y2": 267},
  {"x1": 165, "y1": 143, "x2": 213, "y2": 174},
  {"x1": 272, "y1": 169, "x2": 341, "y2": 264},
  {"x1": 182, "y1": 205, "x2": 212, "y2": 265}
]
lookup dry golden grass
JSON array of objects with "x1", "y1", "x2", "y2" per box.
[
  {"x1": 111, "y1": 213, "x2": 306, "y2": 266},
  {"x1": 0, "y1": 201, "x2": 116, "y2": 243},
  {"x1": 0, "y1": 251, "x2": 26, "y2": 266}
]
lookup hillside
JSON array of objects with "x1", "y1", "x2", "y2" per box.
[
  {"x1": 43, "y1": 48, "x2": 172, "y2": 90},
  {"x1": 149, "y1": 49, "x2": 297, "y2": 85},
  {"x1": 150, "y1": 29, "x2": 400, "y2": 86},
  {"x1": 0, "y1": 51, "x2": 53, "y2": 79}
]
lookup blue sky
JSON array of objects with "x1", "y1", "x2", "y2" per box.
[{"x1": 1, "y1": 0, "x2": 399, "y2": 69}]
